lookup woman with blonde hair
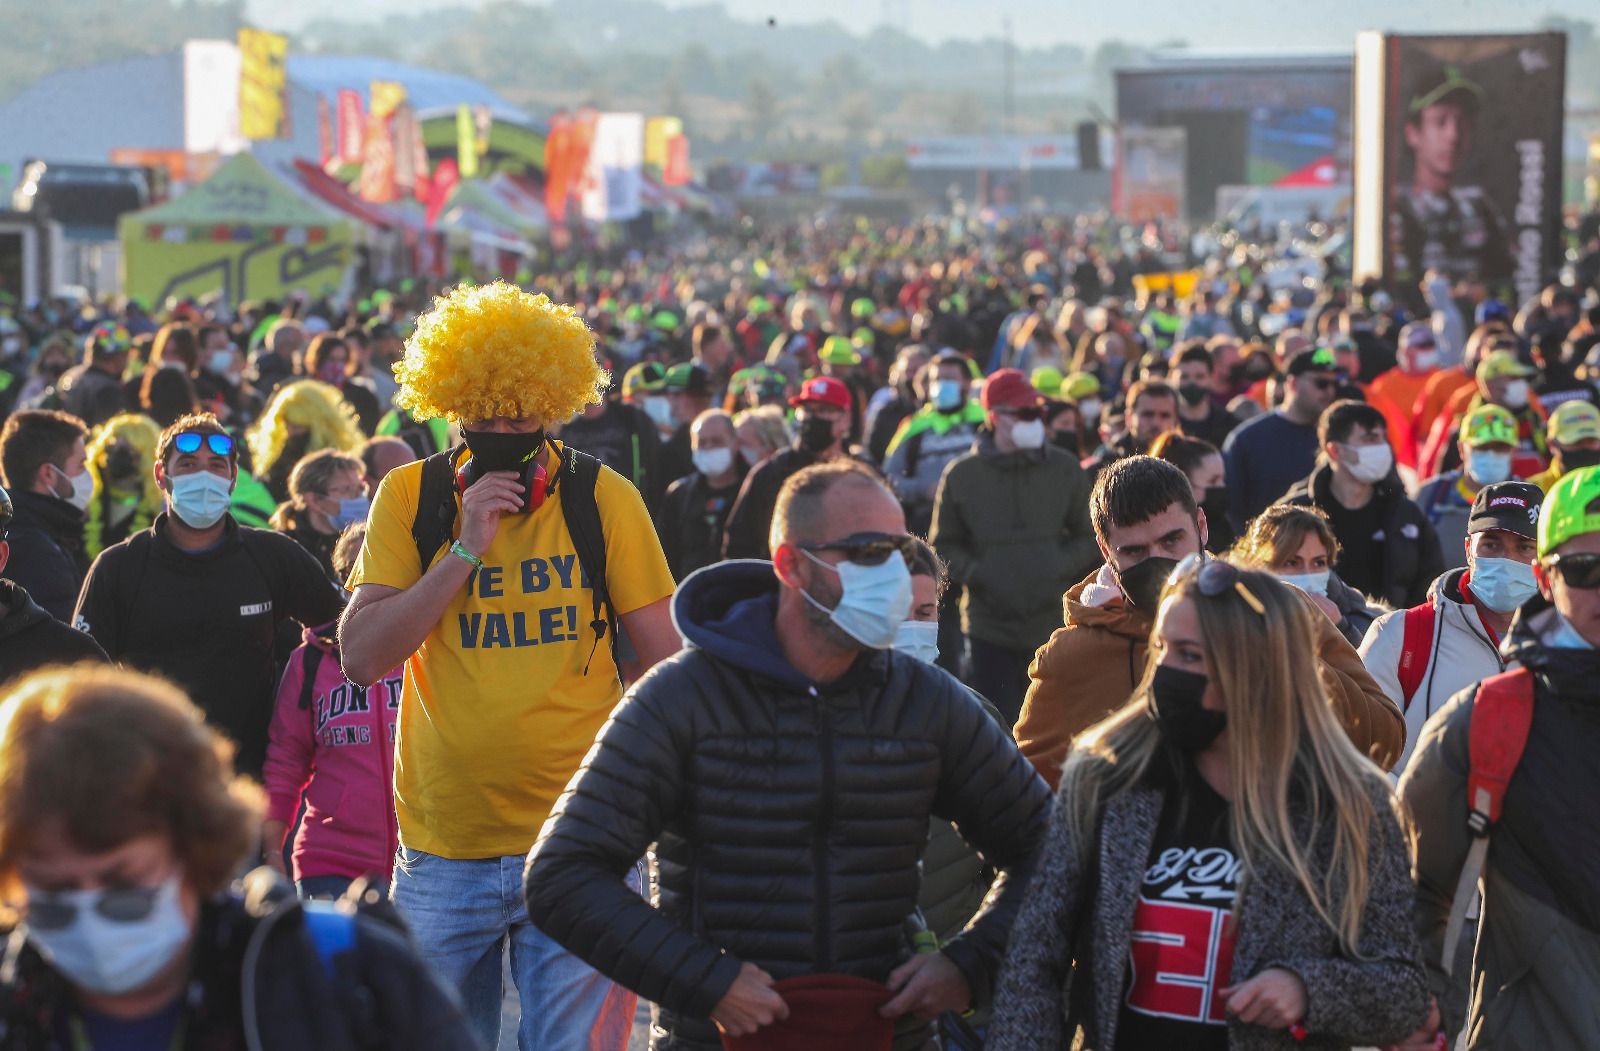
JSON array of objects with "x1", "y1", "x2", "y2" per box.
[
  {"x1": 0, "y1": 665, "x2": 476, "y2": 1048},
  {"x1": 733, "y1": 404, "x2": 792, "y2": 467},
  {"x1": 989, "y1": 558, "x2": 1427, "y2": 1051},
  {"x1": 247, "y1": 379, "x2": 365, "y2": 503},
  {"x1": 1230, "y1": 503, "x2": 1386, "y2": 647}
]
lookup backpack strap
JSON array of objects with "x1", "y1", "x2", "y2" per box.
[
  {"x1": 1397, "y1": 599, "x2": 1437, "y2": 710},
  {"x1": 411, "y1": 443, "x2": 466, "y2": 575},
  {"x1": 296, "y1": 645, "x2": 327, "y2": 711},
  {"x1": 557, "y1": 446, "x2": 621, "y2": 682},
  {"x1": 1442, "y1": 668, "x2": 1536, "y2": 974}
]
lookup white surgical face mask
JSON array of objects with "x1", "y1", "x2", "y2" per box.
[
  {"x1": 54, "y1": 464, "x2": 94, "y2": 512},
  {"x1": 1467, "y1": 449, "x2": 1513, "y2": 486},
  {"x1": 1411, "y1": 350, "x2": 1439, "y2": 372},
  {"x1": 1078, "y1": 398, "x2": 1103, "y2": 423},
  {"x1": 23, "y1": 874, "x2": 192, "y2": 996},
  {"x1": 893, "y1": 619, "x2": 940, "y2": 664},
  {"x1": 643, "y1": 395, "x2": 674, "y2": 429},
  {"x1": 168, "y1": 470, "x2": 233, "y2": 529},
  {"x1": 797, "y1": 549, "x2": 913, "y2": 650},
  {"x1": 1503, "y1": 379, "x2": 1530, "y2": 410},
  {"x1": 1278, "y1": 569, "x2": 1331, "y2": 598},
  {"x1": 1009, "y1": 418, "x2": 1046, "y2": 450},
  {"x1": 1341, "y1": 442, "x2": 1393, "y2": 484},
  {"x1": 692, "y1": 446, "x2": 734, "y2": 478},
  {"x1": 207, "y1": 348, "x2": 235, "y2": 376}
]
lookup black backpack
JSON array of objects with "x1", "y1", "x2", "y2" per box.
[{"x1": 410, "y1": 443, "x2": 620, "y2": 681}]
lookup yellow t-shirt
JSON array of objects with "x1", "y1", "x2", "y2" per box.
[{"x1": 350, "y1": 443, "x2": 675, "y2": 859}]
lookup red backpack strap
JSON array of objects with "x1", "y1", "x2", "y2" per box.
[
  {"x1": 1465, "y1": 668, "x2": 1537, "y2": 834},
  {"x1": 1396, "y1": 600, "x2": 1437, "y2": 709},
  {"x1": 1442, "y1": 667, "x2": 1535, "y2": 976}
]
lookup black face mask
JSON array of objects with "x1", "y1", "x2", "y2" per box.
[
  {"x1": 1178, "y1": 382, "x2": 1210, "y2": 407},
  {"x1": 797, "y1": 414, "x2": 836, "y2": 454},
  {"x1": 1116, "y1": 555, "x2": 1179, "y2": 613},
  {"x1": 1560, "y1": 447, "x2": 1600, "y2": 472},
  {"x1": 105, "y1": 443, "x2": 140, "y2": 485},
  {"x1": 1150, "y1": 664, "x2": 1227, "y2": 751},
  {"x1": 463, "y1": 428, "x2": 546, "y2": 473},
  {"x1": 1051, "y1": 429, "x2": 1081, "y2": 455}
]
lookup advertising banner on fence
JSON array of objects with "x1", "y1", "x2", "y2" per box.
[{"x1": 1354, "y1": 31, "x2": 1566, "y2": 307}]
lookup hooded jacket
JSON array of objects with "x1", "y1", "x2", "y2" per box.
[
  {"x1": 525, "y1": 560, "x2": 1051, "y2": 1051},
  {"x1": 1359, "y1": 568, "x2": 1506, "y2": 773},
  {"x1": 1283, "y1": 463, "x2": 1444, "y2": 608},
  {"x1": 1016, "y1": 566, "x2": 1407, "y2": 791},
  {"x1": 0, "y1": 869, "x2": 476, "y2": 1051},
  {"x1": 881, "y1": 401, "x2": 986, "y2": 534},
  {"x1": 5, "y1": 490, "x2": 89, "y2": 623},
  {"x1": 1399, "y1": 598, "x2": 1600, "y2": 1046},
  {"x1": 930, "y1": 432, "x2": 1098, "y2": 652},
  {"x1": 264, "y1": 626, "x2": 403, "y2": 884},
  {"x1": 0, "y1": 578, "x2": 105, "y2": 685}
]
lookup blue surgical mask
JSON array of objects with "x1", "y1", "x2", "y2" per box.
[
  {"x1": 331, "y1": 495, "x2": 370, "y2": 532},
  {"x1": 1469, "y1": 556, "x2": 1539, "y2": 614},
  {"x1": 23, "y1": 874, "x2": 192, "y2": 995},
  {"x1": 929, "y1": 379, "x2": 964, "y2": 413},
  {"x1": 1279, "y1": 569, "x2": 1331, "y2": 597},
  {"x1": 1468, "y1": 450, "x2": 1513, "y2": 486},
  {"x1": 168, "y1": 470, "x2": 233, "y2": 529},
  {"x1": 1546, "y1": 613, "x2": 1596, "y2": 650},
  {"x1": 798, "y1": 549, "x2": 913, "y2": 650},
  {"x1": 893, "y1": 619, "x2": 940, "y2": 664}
]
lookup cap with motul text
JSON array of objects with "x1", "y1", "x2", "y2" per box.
[{"x1": 1468, "y1": 481, "x2": 1544, "y2": 539}]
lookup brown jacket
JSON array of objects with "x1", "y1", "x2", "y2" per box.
[{"x1": 1015, "y1": 569, "x2": 1408, "y2": 790}]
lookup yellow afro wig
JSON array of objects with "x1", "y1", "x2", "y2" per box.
[
  {"x1": 247, "y1": 379, "x2": 365, "y2": 478},
  {"x1": 393, "y1": 281, "x2": 607, "y2": 425},
  {"x1": 84, "y1": 413, "x2": 163, "y2": 558}
]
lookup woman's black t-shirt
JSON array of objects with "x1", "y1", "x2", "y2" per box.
[{"x1": 1115, "y1": 764, "x2": 1239, "y2": 1050}]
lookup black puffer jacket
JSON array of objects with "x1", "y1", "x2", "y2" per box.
[{"x1": 525, "y1": 560, "x2": 1050, "y2": 1050}]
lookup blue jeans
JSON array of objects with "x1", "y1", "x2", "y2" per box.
[
  {"x1": 391, "y1": 846, "x2": 641, "y2": 1051},
  {"x1": 296, "y1": 875, "x2": 356, "y2": 900}
]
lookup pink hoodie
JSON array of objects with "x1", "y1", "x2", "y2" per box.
[{"x1": 264, "y1": 624, "x2": 402, "y2": 883}]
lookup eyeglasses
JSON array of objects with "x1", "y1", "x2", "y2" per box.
[
  {"x1": 1171, "y1": 553, "x2": 1267, "y2": 616},
  {"x1": 997, "y1": 407, "x2": 1045, "y2": 422},
  {"x1": 172, "y1": 432, "x2": 235, "y2": 457},
  {"x1": 1545, "y1": 552, "x2": 1600, "y2": 589},
  {"x1": 25, "y1": 885, "x2": 164, "y2": 930},
  {"x1": 797, "y1": 531, "x2": 916, "y2": 567}
]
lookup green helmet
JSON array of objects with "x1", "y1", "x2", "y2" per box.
[
  {"x1": 1538, "y1": 465, "x2": 1600, "y2": 557},
  {"x1": 819, "y1": 335, "x2": 861, "y2": 367},
  {"x1": 850, "y1": 297, "x2": 876, "y2": 319}
]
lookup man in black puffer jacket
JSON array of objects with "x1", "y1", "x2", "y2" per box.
[{"x1": 526, "y1": 463, "x2": 1050, "y2": 1050}]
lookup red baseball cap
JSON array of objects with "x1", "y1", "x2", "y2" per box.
[
  {"x1": 789, "y1": 376, "x2": 852, "y2": 412},
  {"x1": 981, "y1": 368, "x2": 1042, "y2": 412}
]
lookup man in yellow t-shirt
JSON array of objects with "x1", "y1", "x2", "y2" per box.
[{"x1": 340, "y1": 282, "x2": 678, "y2": 1051}]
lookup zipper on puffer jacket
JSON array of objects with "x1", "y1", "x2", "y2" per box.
[{"x1": 813, "y1": 685, "x2": 834, "y2": 971}]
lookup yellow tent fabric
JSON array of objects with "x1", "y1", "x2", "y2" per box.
[{"x1": 119, "y1": 152, "x2": 358, "y2": 307}]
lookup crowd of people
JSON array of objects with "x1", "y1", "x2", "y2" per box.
[{"x1": 0, "y1": 210, "x2": 1594, "y2": 1050}]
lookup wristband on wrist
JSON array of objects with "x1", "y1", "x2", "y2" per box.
[{"x1": 449, "y1": 540, "x2": 484, "y2": 571}]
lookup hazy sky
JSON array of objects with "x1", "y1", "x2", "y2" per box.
[{"x1": 256, "y1": 0, "x2": 1593, "y2": 47}]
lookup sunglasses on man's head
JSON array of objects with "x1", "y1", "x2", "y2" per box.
[
  {"x1": 997, "y1": 406, "x2": 1044, "y2": 422},
  {"x1": 172, "y1": 432, "x2": 235, "y2": 457},
  {"x1": 797, "y1": 531, "x2": 916, "y2": 567},
  {"x1": 25, "y1": 884, "x2": 163, "y2": 930},
  {"x1": 1546, "y1": 552, "x2": 1600, "y2": 589}
]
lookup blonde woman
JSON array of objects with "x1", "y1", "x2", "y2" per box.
[
  {"x1": 733, "y1": 405, "x2": 792, "y2": 467},
  {"x1": 989, "y1": 558, "x2": 1427, "y2": 1051}
]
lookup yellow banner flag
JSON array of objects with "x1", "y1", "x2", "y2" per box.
[
  {"x1": 370, "y1": 80, "x2": 408, "y2": 122},
  {"x1": 644, "y1": 116, "x2": 683, "y2": 172},
  {"x1": 457, "y1": 104, "x2": 478, "y2": 179},
  {"x1": 238, "y1": 27, "x2": 289, "y2": 141}
]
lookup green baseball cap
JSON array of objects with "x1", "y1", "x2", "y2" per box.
[
  {"x1": 850, "y1": 297, "x2": 876, "y2": 320},
  {"x1": 622, "y1": 361, "x2": 667, "y2": 397},
  {"x1": 1410, "y1": 64, "x2": 1486, "y2": 116},
  {"x1": 1539, "y1": 465, "x2": 1600, "y2": 557},
  {"x1": 747, "y1": 295, "x2": 772, "y2": 316},
  {"x1": 1031, "y1": 366, "x2": 1065, "y2": 398},
  {"x1": 1062, "y1": 371, "x2": 1102, "y2": 402},
  {"x1": 652, "y1": 310, "x2": 682, "y2": 332},
  {"x1": 819, "y1": 335, "x2": 862, "y2": 367},
  {"x1": 1459, "y1": 405, "x2": 1518, "y2": 448}
]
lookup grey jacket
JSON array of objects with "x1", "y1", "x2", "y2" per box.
[{"x1": 988, "y1": 767, "x2": 1429, "y2": 1050}]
